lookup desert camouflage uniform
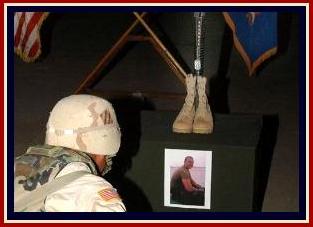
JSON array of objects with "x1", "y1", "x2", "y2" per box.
[{"x1": 14, "y1": 145, "x2": 125, "y2": 212}]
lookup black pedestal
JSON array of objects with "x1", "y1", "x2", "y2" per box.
[{"x1": 126, "y1": 110, "x2": 263, "y2": 212}]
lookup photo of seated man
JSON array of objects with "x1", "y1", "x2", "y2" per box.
[{"x1": 170, "y1": 156, "x2": 205, "y2": 206}]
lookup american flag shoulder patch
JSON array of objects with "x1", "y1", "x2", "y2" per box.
[{"x1": 97, "y1": 188, "x2": 120, "y2": 201}]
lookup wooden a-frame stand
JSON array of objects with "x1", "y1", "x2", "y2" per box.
[{"x1": 74, "y1": 12, "x2": 188, "y2": 97}]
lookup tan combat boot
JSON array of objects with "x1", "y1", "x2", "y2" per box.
[
  {"x1": 173, "y1": 74, "x2": 196, "y2": 133},
  {"x1": 193, "y1": 76, "x2": 213, "y2": 134}
]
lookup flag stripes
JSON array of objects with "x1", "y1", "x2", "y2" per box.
[
  {"x1": 98, "y1": 188, "x2": 120, "y2": 201},
  {"x1": 14, "y1": 12, "x2": 49, "y2": 62}
]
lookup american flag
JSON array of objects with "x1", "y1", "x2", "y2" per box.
[
  {"x1": 14, "y1": 12, "x2": 49, "y2": 62},
  {"x1": 97, "y1": 188, "x2": 120, "y2": 201}
]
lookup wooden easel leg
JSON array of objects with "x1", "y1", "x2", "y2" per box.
[
  {"x1": 74, "y1": 12, "x2": 187, "y2": 95},
  {"x1": 133, "y1": 12, "x2": 187, "y2": 84},
  {"x1": 149, "y1": 38, "x2": 185, "y2": 84},
  {"x1": 74, "y1": 12, "x2": 147, "y2": 94}
]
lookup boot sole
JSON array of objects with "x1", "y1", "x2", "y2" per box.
[
  {"x1": 193, "y1": 128, "x2": 213, "y2": 134},
  {"x1": 173, "y1": 127, "x2": 193, "y2": 133}
]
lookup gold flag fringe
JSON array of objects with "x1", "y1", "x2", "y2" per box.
[{"x1": 223, "y1": 12, "x2": 277, "y2": 76}]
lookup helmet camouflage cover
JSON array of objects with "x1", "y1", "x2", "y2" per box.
[{"x1": 45, "y1": 94, "x2": 121, "y2": 157}]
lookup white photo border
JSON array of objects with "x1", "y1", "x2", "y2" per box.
[{"x1": 164, "y1": 148, "x2": 213, "y2": 210}]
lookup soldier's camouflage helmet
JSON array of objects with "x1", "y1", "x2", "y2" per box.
[{"x1": 45, "y1": 94, "x2": 121, "y2": 156}]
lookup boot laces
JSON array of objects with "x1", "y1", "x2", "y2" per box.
[
  {"x1": 178, "y1": 75, "x2": 195, "y2": 118},
  {"x1": 184, "y1": 82, "x2": 195, "y2": 108},
  {"x1": 197, "y1": 93, "x2": 211, "y2": 118},
  {"x1": 180, "y1": 95, "x2": 194, "y2": 116}
]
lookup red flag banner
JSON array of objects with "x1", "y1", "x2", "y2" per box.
[{"x1": 14, "y1": 12, "x2": 49, "y2": 62}]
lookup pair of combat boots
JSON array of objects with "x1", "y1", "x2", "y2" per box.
[{"x1": 173, "y1": 74, "x2": 213, "y2": 134}]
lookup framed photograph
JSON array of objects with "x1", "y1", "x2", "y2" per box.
[{"x1": 164, "y1": 148, "x2": 212, "y2": 209}]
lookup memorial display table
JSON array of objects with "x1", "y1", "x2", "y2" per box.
[{"x1": 126, "y1": 110, "x2": 263, "y2": 212}]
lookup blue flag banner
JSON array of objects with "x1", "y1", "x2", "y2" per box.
[{"x1": 223, "y1": 12, "x2": 277, "y2": 75}]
